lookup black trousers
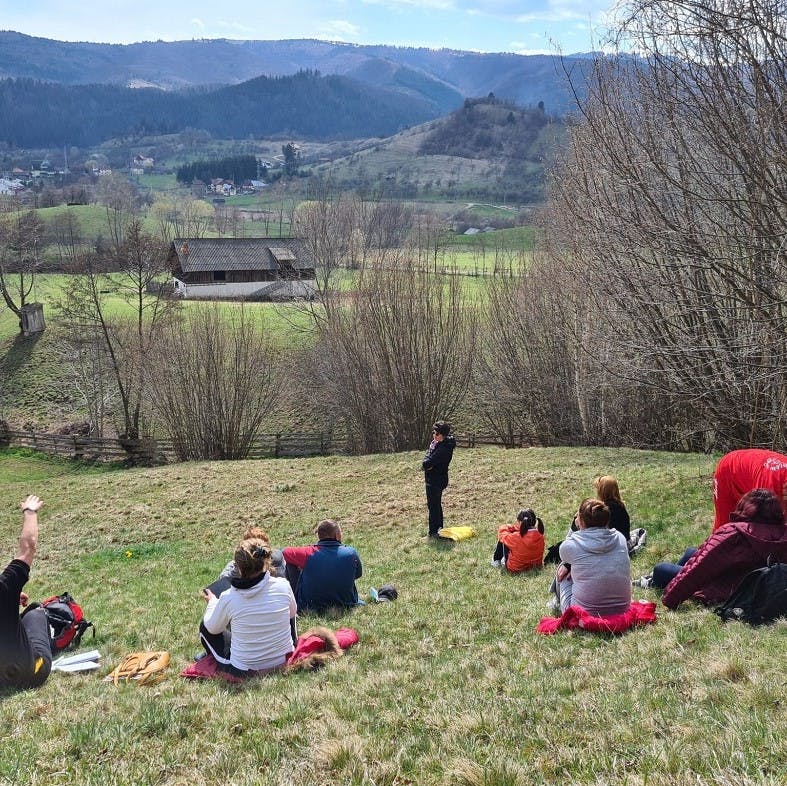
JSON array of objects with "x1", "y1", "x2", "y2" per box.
[{"x1": 425, "y1": 484, "x2": 445, "y2": 536}]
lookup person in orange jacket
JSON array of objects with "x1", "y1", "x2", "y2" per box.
[{"x1": 491, "y1": 508, "x2": 545, "y2": 572}]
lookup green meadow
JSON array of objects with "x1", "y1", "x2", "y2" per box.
[{"x1": 0, "y1": 445, "x2": 784, "y2": 786}]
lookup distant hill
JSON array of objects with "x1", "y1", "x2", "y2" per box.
[
  {"x1": 310, "y1": 96, "x2": 565, "y2": 204},
  {"x1": 0, "y1": 32, "x2": 591, "y2": 116},
  {"x1": 0, "y1": 71, "x2": 442, "y2": 147}
]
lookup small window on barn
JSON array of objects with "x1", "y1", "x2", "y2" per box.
[{"x1": 213, "y1": 270, "x2": 226, "y2": 281}]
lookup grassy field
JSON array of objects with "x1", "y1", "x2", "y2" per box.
[
  {"x1": 0, "y1": 277, "x2": 313, "y2": 428},
  {"x1": 0, "y1": 445, "x2": 784, "y2": 786}
]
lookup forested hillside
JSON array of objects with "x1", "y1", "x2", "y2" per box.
[
  {"x1": 0, "y1": 71, "x2": 441, "y2": 147},
  {"x1": 0, "y1": 32, "x2": 588, "y2": 115}
]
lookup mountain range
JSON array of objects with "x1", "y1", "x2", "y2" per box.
[{"x1": 0, "y1": 31, "x2": 591, "y2": 116}]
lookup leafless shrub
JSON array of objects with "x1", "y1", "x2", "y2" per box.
[
  {"x1": 307, "y1": 259, "x2": 477, "y2": 453},
  {"x1": 148, "y1": 304, "x2": 280, "y2": 460},
  {"x1": 540, "y1": 0, "x2": 787, "y2": 450}
]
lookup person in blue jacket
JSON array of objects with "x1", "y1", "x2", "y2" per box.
[
  {"x1": 422, "y1": 420, "x2": 456, "y2": 538},
  {"x1": 282, "y1": 520, "x2": 362, "y2": 613}
]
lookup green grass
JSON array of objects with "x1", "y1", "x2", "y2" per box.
[
  {"x1": 0, "y1": 275, "x2": 314, "y2": 427},
  {"x1": 0, "y1": 445, "x2": 784, "y2": 785}
]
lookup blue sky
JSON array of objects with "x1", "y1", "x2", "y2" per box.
[{"x1": 0, "y1": 0, "x2": 616, "y2": 54}]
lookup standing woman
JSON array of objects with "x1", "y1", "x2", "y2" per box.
[
  {"x1": 422, "y1": 421, "x2": 456, "y2": 538},
  {"x1": 200, "y1": 537, "x2": 297, "y2": 679},
  {"x1": 594, "y1": 476, "x2": 631, "y2": 542}
]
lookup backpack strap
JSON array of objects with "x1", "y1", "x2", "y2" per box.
[{"x1": 71, "y1": 620, "x2": 95, "y2": 650}]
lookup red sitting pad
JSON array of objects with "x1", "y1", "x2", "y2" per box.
[
  {"x1": 286, "y1": 626, "x2": 359, "y2": 667},
  {"x1": 181, "y1": 627, "x2": 360, "y2": 680},
  {"x1": 536, "y1": 601, "x2": 657, "y2": 635}
]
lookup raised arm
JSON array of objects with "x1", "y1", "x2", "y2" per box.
[{"x1": 16, "y1": 495, "x2": 43, "y2": 567}]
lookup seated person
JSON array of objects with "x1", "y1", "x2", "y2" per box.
[
  {"x1": 219, "y1": 526, "x2": 286, "y2": 580},
  {"x1": 200, "y1": 536, "x2": 297, "y2": 679},
  {"x1": 594, "y1": 475, "x2": 631, "y2": 542},
  {"x1": 0, "y1": 495, "x2": 52, "y2": 690},
  {"x1": 556, "y1": 498, "x2": 631, "y2": 616},
  {"x1": 491, "y1": 508, "x2": 545, "y2": 572},
  {"x1": 712, "y1": 449, "x2": 787, "y2": 531},
  {"x1": 282, "y1": 520, "x2": 362, "y2": 613},
  {"x1": 658, "y1": 488, "x2": 787, "y2": 609}
]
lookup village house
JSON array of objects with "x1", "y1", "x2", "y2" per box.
[{"x1": 169, "y1": 237, "x2": 318, "y2": 301}]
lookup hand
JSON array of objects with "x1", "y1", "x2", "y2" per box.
[
  {"x1": 19, "y1": 592, "x2": 29, "y2": 607},
  {"x1": 21, "y1": 495, "x2": 43, "y2": 513},
  {"x1": 557, "y1": 565, "x2": 571, "y2": 583},
  {"x1": 202, "y1": 589, "x2": 215, "y2": 603}
]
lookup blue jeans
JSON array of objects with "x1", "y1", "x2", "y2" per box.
[{"x1": 652, "y1": 547, "x2": 697, "y2": 589}]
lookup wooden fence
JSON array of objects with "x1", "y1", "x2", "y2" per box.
[
  {"x1": 0, "y1": 428, "x2": 349, "y2": 464},
  {"x1": 0, "y1": 426, "x2": 534, "y2": 465}
]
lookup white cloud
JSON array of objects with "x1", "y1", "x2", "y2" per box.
[
  {"x1": 191, "y1": 18, "x2": 206, "y2": 30},
  {"x1": 318, "y1": 19, "x2": 362, "y2": 40},
  {"x1": 216, "y1": 19, "x2": 257, "y2": 36}
]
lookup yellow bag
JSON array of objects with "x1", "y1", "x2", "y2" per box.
[
  {"x1": 437, "y1": 526, "x2": 476, "y2": 541},
  {"x1": 105, "y1": 651, "x2": 170, "y2": 686}
]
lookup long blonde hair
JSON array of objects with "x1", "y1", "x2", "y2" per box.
[{"x1": 594, "y1": 476, "x2": 623, "y2": 506}]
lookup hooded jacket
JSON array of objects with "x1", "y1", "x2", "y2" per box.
[
  {"x1": 203, "y1": 573, "x2": 296, "y2": 671},
  {"x1": 559, "y1": 527, "x2": 631, "y2": 616},
  {"x1": 662, "y1": 519, "x2": 787, "y2": 609},
  {"x1": 422, "y1": 435, "x2": 456, "y2": 488},
  {"x1": 498, "y1": 524, "x2": 545, "y2": 572}
]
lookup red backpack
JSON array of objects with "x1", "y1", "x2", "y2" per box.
[{"x1": 41, "y1": 592, "x2": 94, "y2": 652}]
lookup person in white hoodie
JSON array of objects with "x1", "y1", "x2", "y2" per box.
[
  {"x1": 200, "y1": 536, "x2": 297, "y2": 678},
  {"x1": 556, "y1": 498, "x2": 631, "y2": 616}
]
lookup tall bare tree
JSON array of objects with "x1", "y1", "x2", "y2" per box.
[
  {"x1": 541, "y1": 0, "x2": 787, "y2": 450},
  {"x1": 95, "y1": 173, "x2": 137, "y2": 254},
  {"x1": 57, "y1": 219, "x2": 175, "y2": 442}
]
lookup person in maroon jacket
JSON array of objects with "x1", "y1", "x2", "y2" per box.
[
  {"x1": 657, "y1": 488, "x2": 787, "y2": 609},
  {"x1": 712, "y1": 449, "x2": 787, "y2": 531}
]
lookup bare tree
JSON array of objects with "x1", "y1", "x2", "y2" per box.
[
  {"x1": 540, "y1": 0, "x2": 787, "y2": 450},
  {"x1": 48, "y1": 209, "x2": 84, "y2": 268},
  {"x1": 308, "y1": 258, "x2": 477, "y2": 453},
  {"x1": 95, "y1": 173, "x2": 137, "y2": 253},
  {"x1": 0, "y1": 209, "x2": 45, "y2": 330},
  {"x1": 57, "y1": 219, "x2": 175, "y2": 442},
  {"x1": 148, "y1": 304, "x2": 280, "y2": 460},
  {"x1": 151, "y1": 195, "x2": 214, "y2": 242}
]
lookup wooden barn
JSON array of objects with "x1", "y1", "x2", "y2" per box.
[{"x1": 169, "y1": 237, "x2": 317, "y2": 301}]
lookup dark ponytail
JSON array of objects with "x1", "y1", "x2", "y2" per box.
[{"x1": 517, "y1": 508, "x2": 543, "y2": 537}]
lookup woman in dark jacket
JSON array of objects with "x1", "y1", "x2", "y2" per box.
[
  {"x1": 422, "y1": 421, "x2": 456, "y2": 538},
  {"x1": 659, "y1": 488, "x2": 787, "y2": 609},
  {"x1": 594, "y1": 475, "x2": 631, "y2": 542}
]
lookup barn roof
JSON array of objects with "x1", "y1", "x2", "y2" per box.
[{"x1": 170, "y1": 237, "x2": 317, "y2": 273}]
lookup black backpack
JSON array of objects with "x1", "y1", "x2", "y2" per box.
[{"x1": 714, "y1": 559, "x2": 787, "y2": 626}]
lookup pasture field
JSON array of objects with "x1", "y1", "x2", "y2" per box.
[
  {"x1": 0, "y1": 445, "x2": 783, "y2": 786},
  {"x1": 0, "y1": 275, "x2": 313, "y2": 428}
]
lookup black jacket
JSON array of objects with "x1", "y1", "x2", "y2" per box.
[{"x1": 422, "y1": 435, "x2": 456, "y2": 488}]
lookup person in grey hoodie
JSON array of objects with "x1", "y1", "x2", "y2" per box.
[{"x1": 556, "y1": 497, "x2": 631, "y2": 616}]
